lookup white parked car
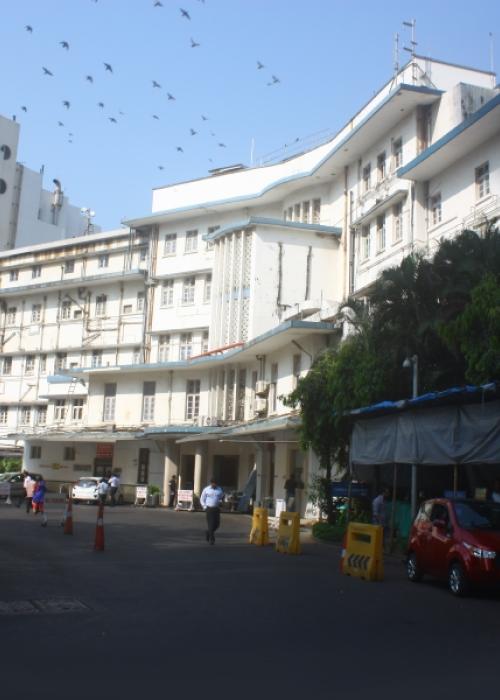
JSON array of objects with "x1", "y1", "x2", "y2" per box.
[{"x1": 72, "y1": 477, "x2": 100, "y2": 504}]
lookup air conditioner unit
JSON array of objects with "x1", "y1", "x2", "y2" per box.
[
  {"x1": 255, "y1": 380, "x2": 269, "y2": 396},
  {"x1": 254, "y1": 397, "x2": 267, "y2": 414}
]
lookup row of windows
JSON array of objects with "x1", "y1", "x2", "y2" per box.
[
  {"x1": 160, "y1": 275, "x2": 211, "y2": 307},
  {"x1": 361, "y1": 139, "x2": 403, "y2": 194},
  {"x1": 29, "y1": 445, "x2": 76, "y2": 461},
  {"x1": 0, "y1": 401, "x2": 81, "y2": 426},
  {"x1": 428, "y1": 162, "x2": 490, "y2": 228},
  {"x1": 283, "y1": 198, "x2": 321, "y2": 225},
  {"x1": 157, "y1": 332, "x2": 209, "y2": 362},
  {"x1": 163, "y1": 227, "x2": 218, "y2": 257},
  {"x1": 359, "y1": 203, "x2": 404, "y2": 260}
]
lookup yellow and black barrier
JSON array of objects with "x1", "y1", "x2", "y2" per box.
[
  {"x1": 276, "y1": 511, "x2": 301, "y2": 555},
  {"x1": 249, "y1": 507, "x2": 270, "y2": 546},
  {"x1": 342, "y1": 522, "x2": 383, "y2": 581}
]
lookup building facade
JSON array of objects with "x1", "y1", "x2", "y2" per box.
[{"x1": 3, "y1": 56, "x2": 499, "y2": 514}]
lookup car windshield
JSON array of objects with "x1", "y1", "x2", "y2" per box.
[
  {"x1": 454, "y1": 501, "x2": 500, "y2": 531},
  {"x1": 77, "y1": 479, "x2": 97, "y2": 488}
]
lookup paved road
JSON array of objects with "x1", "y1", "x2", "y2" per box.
[{"x1": 1, "y1": 503, "x2": 499, "y2": 697}]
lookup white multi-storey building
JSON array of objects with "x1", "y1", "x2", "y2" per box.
[
  {"x1": 5, "y1": 56, "x2": 499, "y2": 513},
  {"x1": 0, "y1": 114, "x2": 100, "y2": 250}
]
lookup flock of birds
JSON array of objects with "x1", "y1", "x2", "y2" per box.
[{"x1": 18, "y1": 3, "x2": 283, "y2": 169}]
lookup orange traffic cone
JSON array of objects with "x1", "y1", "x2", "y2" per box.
[
  {"x1": 94, "y1": 503, "x2": 105, "y2": 551},
  {"x1": 63, "y1": 496, "x2": 74, "y2": 535},
  {"x1": 340, "y1": 531, "x2": 347, "y2": 574}
]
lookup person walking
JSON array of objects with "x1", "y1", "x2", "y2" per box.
[
  {"x1": 23, "y1": 472, "x2": 35, "y2": 514},
  {"x1": 168, "y1": 475, "x2": 177, "y2": 508},
  {"x1": 108, "y1": 473, "x2": 120, "y2": 506},
  {"x1": 97, "y1": 477, "x2": 109, "y2": 506},
  {"x1": 284, "y1": 474, "x2": 298, "y2": 512},
  {"x1": 200, "y1": 477, "x2": 224, "y2": 545},
  {"x1": 32, "y1": 475, "x2": 48, "y2": 527}
]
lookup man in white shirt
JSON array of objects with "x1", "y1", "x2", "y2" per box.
[
  {"x1": 97, "y1": 478, "x2": 109, "y2": 505},
  {"x1": 108, "y1": 473, "x2": 120, "y2": 506},
  {"x1": 200, "y1": 477, "x2": 224, "y2": 545}
]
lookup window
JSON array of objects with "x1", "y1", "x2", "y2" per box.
[
  {"x1": 137, "y1": 291, "x2": 145, "y2": 311},
  {"x1": 6, "y1": 307, "x2": 16, "y2": 325},
  {"x1": 179, "y1": 333, "x2": 193, "y2": 361},
  {"x1": 376, "y1": 214, "x2": 386, "y2": 251},
  {"x1": 123, "y1": 304, "x2": 132, "y2": 315},
  {"x1": 204, "y1": 274, "x2": 212, "y2": 303},
  {"x1": 161, "y1": 279, "x2": 174, "y2": 307},
  {"x1": 30, "y1": 446, "x2": 42, "y2": 459},
  {"x1": 185, "y1": 230, "x2": 198, "y2": 253},
  {"x1": 164, "y1": 233, "x2": 177, "y2": 255},
  {"x1": 236, "y1": 369, "x2": 246, "y2": 420},
  {"x1": 1, "y1": 144, "x2": 12, "y2": 160},
  {"x1": 36, "y1": 406, "x2": 47, "y2": 425},
  {"x1": 20, "y1": 406, "x2": 31, "y2": 425},
  {"x1": 95, "y1": 294, "x2": 107, "y2": 317},
  {"x1": 9, "y1": 269, "x2": 18, "y2": 281},
  {"x1": 103, "y1": 383, "x2": 116, "y2": 421},
  {"x1": 362, "y1": 163, "x2": 371, "y2": 193},
  {"x1": 392, "y1": 138, "x2": 403, "y2": 169},
  {"x1": 182, "y1": 277, "x2": 195, "y2": 305},
  {"x1": 475, "y1": 162, "x2": 490, "y2": 199},
  {"x1": 287, "y1": 206, "x2": 293, "y2": 221},
  {"x1": 158, "y1": 335, "x2": 170, "y2": 362},
  {"x1": 393, "y1": 202, "x2": 403, "y2": 242},
  {"x1": 32, "y1": 265, "x2": 41, "y2": 279},
  {"x1": 430, "y1": 193, "x2": 442, "y2": 226},
  {"x1": 25, "y1": 355, "x2": 35, "y2": 375},
  {"x1": 60, "y1": 300, "x2": 71, "y2": 320},
  {"x1": 64, "y1": 446, "x2": 76, "y2": 461},
  {"x1": 2, "y1": 357, "x2": 12, "y2": 375},
  {"x1": 91, "y1": 351, "x2": 102, "y2": 368},
  {"x1": 73, "y1": 309, "x2": 82, "y2": 319},
  {"x1": 64, "y1": 260, "x2": 75, "y2": 274},
  {"x1": 312, "y1": 199, "x2": 321, "y2": 224},
  {"x1": 31, "y1": 304, "x2": 41, "y2": 323},
  {"x1": 72, "y1": 399, "x2": 84, "y2": 421},
  {"x1": 98, "y1": 254, "x2": 109, "y2": 268},
  {"x1": 0, "y1": 406, "x2": 8, "y2": 424},
  {"x1": 133, "y1": 347, "x2": 141, "y2": 364},
  {"x1": 142, "y1": 381, "x2": 156, "y2": 422},
  {"x1": 302, "y1": 201, "x2": 310, "y2": 223},
  {"x1": 206, "y1": 225, "x2": 219, "y2": 250},
  {"x1": 269, "y1": 363, "x2": 278, "y2": 414},
  {"x1": 55, "y1": 353, "x2": 67, "y2": 371},
  {"x1": 293, "y1": 354, "x2": 301, "y2": 389},
  {"x1": 201, "y1": 331, "x2": 209, "y2": 354},
  {"x1": 139, "y1": 247, "x2": 147, "y2": 261},
  {"x1": 0, "y1": 179, "x2": 6, "y2": 195},
  {"x1": 54, "y1": 399, "x2": 67, "y2": 421},
  {"x1": 361, "y1": 224, "x2": 371, "y2": 260},
  {"x1": 185, "y1": 380, "x2": 200, "y2": 420},
  {"x1": 294, "y1": 203, "x2": 301, "y2": 221},
  {"x1": 377, "y1": 152, "x2": 386, "y2": 182},
  {"x1": 39, "y1": 355, "x2": 47, "y2": 373}
]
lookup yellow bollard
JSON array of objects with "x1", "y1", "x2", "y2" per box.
[
  {"x1": 249, "y1": 507, "x2": 270, "y2": 546},
  {"x1": 276, "y1": 511, "x2": 301, "y2": 555},
  {"x1": 343, "y1": 522, "x2": 384, "y2": 581}
]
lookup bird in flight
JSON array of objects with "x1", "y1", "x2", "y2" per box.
[
  {"x1": 21, "y1": 106, "x2": 28, "y2": 112},
  {"x1": 176, "y1": 146, "x2": 184, "y2": 152},
  {"x1": 25, "y1": 25, "x2": 33, "y2": 33},
  {"x1": 109, "y1": 117, "x2": 117, "y2": 123},
  {"x1": 218, "y1": 142, "x2": 227, "y2": 148},
  {"x1": 167, "y1": 93, "x2": 176, "y2": 101},
  {"x1": 103, "y1": 62, "x2": 113, "y2": 72},
  {"x1": 201, "y1": 114, "x2": 208, "y2": 121},
  {"x1": 190, "y1": 128, "x2": 197, "y2": 136},
  {"x1": 153, "y1": 115, "x2": 160, "y2": 120},
  {"x1": 269, "y1": 75, "x2": 280, "y2": 85},
  {"x1": 257, "y1": 61, "x2": 265, "y2": 70},
  {"x1": 63, "y1": 101, "x2": 71, "y2": 109},
  {"x1": 180, "y1": 8, "x2": 191, "y2": 19},
  {"x1": 152, "y1": 80, "x2": 161, "y2": 88},
  {"x1": 86, "y1": 75, "x2": 93, "y2": 83},
  {"x1": 42, "y1": 67, "x2": 54, "y2": 76},
  {"x1": 154, "y1": 1, "x2": 163, "y2": 5},
  {"x1": 60, "y1": 41, "x2": 70, "y2": 50},
  {"x1": 98, "y1": 102, "x2": 105, "y2": 109},
  {"x1": 57, "y1": 121, "x2": 64, "y2": 127},
  {"x1": 158, "y1": 165, "x2": 164, "y2": 170},
  {"x1": 190, "y1": 38, "x2": 200, "y2": 48}
]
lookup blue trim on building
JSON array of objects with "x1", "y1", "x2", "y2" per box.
[
  {"x1": 206, "y1": 217, "x2": 341, "y2": 241},
  {"x1": 397, "y1": 93, "x2": 500, "y2": 178}
]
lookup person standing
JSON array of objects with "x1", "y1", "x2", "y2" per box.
[
  {"x1": 372, "y1": 487, "x2": 389, "y2": 526},
  {"x1": 23, "y1": 472, "x2": 35, "y2": 514},
  {"x1": 200, "y1": 477, "x2": 224, "y2": 545},
  {"x1": 284, "y1": 474, "x2": 297, "y2": 512},
  {"x1": 108, "y1": 473, "x2": 120, "y2": 506},
  {"x1": 32, "y1": 475, "x2": 48, "y2": 527},
  {"x1": 168, "y1": 475, "x2": 177, "y2": 508},
  {"x1": 97, "y1": 477, "x2": 109, "y2": 506}
]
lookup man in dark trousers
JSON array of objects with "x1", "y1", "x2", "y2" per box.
[
  {"x1": 168, "y1": 475, "x2": 177, "y2": 508},
  {"x1": 200, "y1": 477, "x2": 224, "y2": 545}
]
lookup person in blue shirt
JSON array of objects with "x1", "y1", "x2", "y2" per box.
[{"x1": 200, "y1": 477, "x2": 224, "y2": 545}]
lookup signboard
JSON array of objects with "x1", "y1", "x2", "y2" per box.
[
  {"x1": 331, "y1": 482, "x2": 369, "y2": 498},
  {"x1": 136, "y1": 486, "x2": 148, "y2": 499},
  {"x1": 176, "y1": 489, "x2": 194, "y2": 511}
]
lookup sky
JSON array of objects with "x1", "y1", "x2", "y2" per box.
[{"x1": 2, "y1": 0, "x2": 500, "y2": 231}]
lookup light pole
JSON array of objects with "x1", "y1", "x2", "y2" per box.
[{"x1": 403, "y1": 354, "x2": 418, "y2": 518}]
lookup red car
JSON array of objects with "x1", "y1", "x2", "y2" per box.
[{"x1": 407, "y1": 498, "x2": 500, "y2": 596}]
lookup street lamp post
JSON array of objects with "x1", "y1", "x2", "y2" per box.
[{"x1": 403, "y1": 354, "x2": 418, "y2": 519}]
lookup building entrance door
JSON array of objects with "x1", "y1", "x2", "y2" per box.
[{"x1": 212, "y1": 455, "x2": 239, "y2": 491}]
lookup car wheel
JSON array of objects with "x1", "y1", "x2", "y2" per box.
[
  {"x1": 448, "y1": 561, "x2": 469, "y2": 597},
  {"x1": 407, "y1": 552, "x2": 423, "y2": 582}
]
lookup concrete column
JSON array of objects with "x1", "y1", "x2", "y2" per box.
[
  {"x1": 255, "y1": 446, "x2": 264, "y2": 506},
  {"x1": 162, "y1": 440, "x2": 180, "y2": 506},
  {"x1": 194, "y1": 443, "x2": 203, "y2": 496}
]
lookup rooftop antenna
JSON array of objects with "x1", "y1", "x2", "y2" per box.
[
  {"x1": 394, "y1": 32, "x2": 400, "y2": 77},
  {"x1": 250, "y1": 137, "x2": 255, "y2": 167},
  {"x1": 489, "y1": 32, "x2": 495, "y2": 76},
  {"x1": 403, "y1": 19, "x2": 418, "y2": 84}
]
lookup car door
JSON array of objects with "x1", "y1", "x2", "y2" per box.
[
  {"x1": 427, "y1": 502, "x2": 454, "y2": 578},
  {"x1": 412, "y1": 500, "x2": 434, "y2": 571}
]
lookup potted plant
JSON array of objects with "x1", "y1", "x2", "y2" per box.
[{"x1": 147, "y1": 485, "x2": 161, "y2": 507}]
